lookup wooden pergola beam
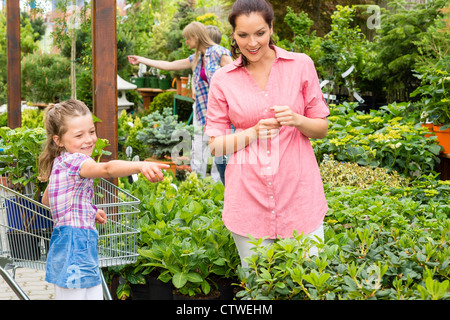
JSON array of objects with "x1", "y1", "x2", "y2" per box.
[
  {"x1": 6, "y1": 0, "x2": 118, "y2": 163},
  {"x1": 6, "y1": 0, "x2": 21, "y2": 129},
  {"x1": 92, "y1": 0, "x2": 118, "y2": 162}
]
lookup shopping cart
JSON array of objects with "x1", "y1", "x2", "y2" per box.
[{"x1": 0, "y1": 174, "x2": 140, "y2": 300}]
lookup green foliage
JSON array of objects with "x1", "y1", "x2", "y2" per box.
[
  {"x1": 368, "y1": 0, "x2": 449, "y2": 102},
  {"x1": 21, "y1": 52, "x2": 72, "y2": 103},
  {"x1": 118, "y1": 172, "x2": 238, "y2": 298},
  {"x1": 237, "y1": 177, "x2": 450, "y2": 300},
  {"x1": 0, "y1": 127, "x2": 47, "y2": 199},
  {"x1": 278, "y1": 7, "x2": 315, "y2": 53},
  {"x1": 117, "y1": 110, "x2": 148, "y2": 161},
  {"x1": 312, "y1": 102, "x2": 442, "y2": 177},
  {"x1": 319, "y1": 155, "x2": 409, "y2": 189},
  {"x1": 137, "y1": 107, "x2": 193, "y2": 160},
  {"x1": 411, "y1": 9, "x2": 450, "y2": 127},
  {"x1": 0, "y1": 11, "x2": 40, "y2": 104}
]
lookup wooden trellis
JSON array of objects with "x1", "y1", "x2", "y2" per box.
[{"x1": 6, "y1": 0, "x2": 118, "y2": 162}]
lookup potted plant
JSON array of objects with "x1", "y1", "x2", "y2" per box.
[
  {"x1": 158, "y1": 70, "x2": 173, "y2": 90},
  {"x1": 143, "y1": 69, "x2": 159, "y2": 88},
  {"x1": 137, "y1": 107, "x2": 193, "y2": 175},
  {"x1": 0, "y1": 127, "x2": 51, "y2": 260}
]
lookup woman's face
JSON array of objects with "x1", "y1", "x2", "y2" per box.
[{"x1": 233, "y1": 12, "x2": 273, "y2": 65}]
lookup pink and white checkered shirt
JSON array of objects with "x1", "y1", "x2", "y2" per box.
[
  {"x1": 205, "y1": 46, "x2": 329, "y2": 239},
  {"x1": 48, "y1": 152, "x2": 97, "y2": 230}
]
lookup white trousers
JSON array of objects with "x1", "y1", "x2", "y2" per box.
[
  {"x1": 190, "y1": 103, "x2": 220, "y2": 182},
  {"x1": 54, "y1": 284, "x2": 103, "y2": 300},
  {"x1": 231, "y1": 223, "x2": 324, "y2": 270}
]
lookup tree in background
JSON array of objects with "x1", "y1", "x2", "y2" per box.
[{"x1": 368, "y1": 0, "x2": 449, "y2": 102}]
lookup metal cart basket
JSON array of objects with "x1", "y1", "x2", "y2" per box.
[{"x1": 0, "y1": 174, "x2": 140, "y2": 300}]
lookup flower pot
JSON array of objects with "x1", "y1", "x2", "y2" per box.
[
  {"x1": 130, "y1": 283, "x2": 150, "y2": 300},
  {"x1": 172, "y1": 289, "x2": 221, "y2": 300},
  {"x1": 149, "y1": 77, "x2": 159, "y2": 88},
  {"x1": 180, "y1": 77, "x2": 189, "y2": 97},
  {"x1": 147, "y1": 274, "x2": 174, "y2": 300},
  {"x1": 433, "y1": 125, "x2": 450, "y2": 153},
  {"x1": 130, "y1": 77, "x2": 145, "y2": 88},
  {"x1": 176, "y1": 78, "x2": 182, "y2": 95},
  {"x1": 143, "y1": 77, "x2": 151, "y2": 88},
  {"x1": 421, "y1": 123, "x2": 434, "y2": 138},
  {"x1": 159, "y1": 78, "x2": 172, "y2": 90}
]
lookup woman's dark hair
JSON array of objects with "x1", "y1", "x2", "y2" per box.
[{"x1": 228, "y1": 0, "x2": 276, "y2": 67}]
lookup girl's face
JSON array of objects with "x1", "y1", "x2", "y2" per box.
[
  {"x1": 185, "y1": 36, "x2": 198, "y2": 50},
  {"x1": 233, "y1": 12, "x2": 273, "y2": 65},
  {"x1": 53, "y1": 114, "x2": 97, "y2": 157}
]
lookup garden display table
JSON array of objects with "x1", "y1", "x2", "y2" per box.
[
  {"x1": 439, "y1": 153, "x2": 450, "y2": 180},
  {"x1": 137, "y1": 88, "x2": 176, "y2": 109},
  {"x1": 173, "y1": 94, "x2": 194, "y2": 125}
]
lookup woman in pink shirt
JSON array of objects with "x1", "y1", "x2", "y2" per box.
[{"x1": 205, "y1": 0, "x2": 329, "y2": 269}]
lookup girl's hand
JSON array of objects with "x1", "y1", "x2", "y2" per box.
[
  {"x1": 271, "y1": 105, "x2": 300, "y2": 127},
  {"x1": 128, "y1": 55, "x2": 141, "y2": 65},
  {"x1": 140, "y1": 162, "x2": 170, "y2": 183},
  {"x1": 254, "y1": 118, "x2": 281, "y2": 140},
  {"x1": 95, "y1": 209, "x2": 107, "y2": 225}
]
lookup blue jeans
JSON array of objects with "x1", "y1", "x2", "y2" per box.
[{"x1": 214, "y1": 156, "x2": 228, "y2": 185}]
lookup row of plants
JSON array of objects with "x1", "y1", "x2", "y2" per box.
[
  {"x1": 312, "y1": 102, "x2": 442, "y2": 177},
  {"x1": 107, "y1": 172, "x2": 240, "y2": 299},
  {"x1": 105, "y1": 152, "x2": 449, "y2": 300},
  {"x1": 237, "y1": 171, "x2": 450, "y2": 300}
]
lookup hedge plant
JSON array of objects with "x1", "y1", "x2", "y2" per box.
[
  {"x1": 312, "y1": 102, "x2": 442, "y2": 177},
  {"x1": 237, "y1": 175, "x2": 450, "y2": 300}
]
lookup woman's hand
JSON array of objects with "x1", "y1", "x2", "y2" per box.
[
  {"x1": 271, "y1": 105, "x2": 328, "y2": 139},
  {"x1": 271, "y1": 105, "x2": 300, "y2": 127},
  {"x1": 254, "y1": 118, "x2": 281, "y2": 140}
]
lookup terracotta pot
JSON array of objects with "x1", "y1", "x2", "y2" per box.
[
  {"x1": 433, "y1": 125, "x2": 450, "y2": 154},
  {"x1": 421, "y1": 123, "x2": 434, "y2": 138},
  {"x1": 180, "y1": 77, "x2": 189, "y2": 97}
]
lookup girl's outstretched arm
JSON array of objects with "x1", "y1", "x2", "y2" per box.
[{"x1": 80, "y1": 159, "x2": 169, "y2": 183}]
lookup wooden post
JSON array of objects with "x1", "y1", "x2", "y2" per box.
[
  {"x1": 6, "y1": 0, "x2": 21, "y2": 129},
  {"x1": 92, "y1": 0, "x2": 117, "y2": 162}
]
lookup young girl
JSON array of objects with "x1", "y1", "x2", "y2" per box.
[{"x1": 38, "y1": 99, "x2": 168, "y2": 300}]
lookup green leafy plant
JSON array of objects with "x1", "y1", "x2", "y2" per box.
[
  {"x1": 0, "y1": 127, "x2": 47, "y2": 200},
  {"x1": 312, "y1": 102, "x2": 442, "y2": 177},
  {"x1": 237, "y1": 176, "x2": 450, "y2": 300},
  {"x1": 137, "y1": 107, "x2": 193, "y2": 160}
]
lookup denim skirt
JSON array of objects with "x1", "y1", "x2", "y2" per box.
[{"x1": 45, "y1": 226, "x2": 101, "y2": 289}]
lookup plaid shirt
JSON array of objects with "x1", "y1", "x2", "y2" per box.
[
  {"x1": 189, "y1": 45, "x2": 231, "y2": 125},
  {"x1": 48, "y1": 152, "x2": 97, "y2": 230}
]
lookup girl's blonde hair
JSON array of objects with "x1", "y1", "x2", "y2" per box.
[
  {"x1": 38, "y1": 99, "x2": 91, "y2": 182},
  {"x1": 182, "y1": 21, "x2": 216, "y2": 72}
]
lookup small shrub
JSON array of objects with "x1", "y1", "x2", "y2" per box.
[{"x1": 21, "y1": 52, "x2": 72, "y2": 103}]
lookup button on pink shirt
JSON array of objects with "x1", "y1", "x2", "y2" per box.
[{"x1": 205, "y1": 46, "x2": 329, "y2": 239}]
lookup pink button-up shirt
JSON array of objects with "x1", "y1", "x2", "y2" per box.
[{"x1": 205, "y1": 46, "x2": 329, "y2": 239}]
